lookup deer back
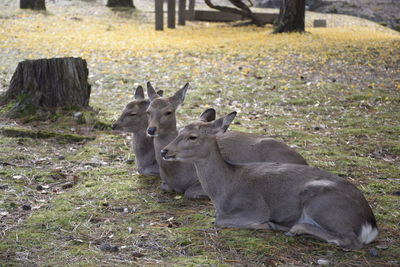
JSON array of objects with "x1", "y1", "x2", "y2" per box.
[{"x1": 217, "y1": 131, "x2": 307, "y2": 165}]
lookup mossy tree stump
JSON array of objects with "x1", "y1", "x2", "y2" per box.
[
  {"x1": 106, "y1": 0, "x2": 135, "y2": 8},
  {"x1": 20, "y1": 0, "x2": 46, "y2": 10},
  {"x1": 1, "y1": 57, "x2": 91, "y2": 119}
]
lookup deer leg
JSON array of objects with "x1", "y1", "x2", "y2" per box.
[
  {"x1": 287, "y1": 223, "x2": 362, "y2": 249},
  {"x1": 139, "y1": 167, "x2": 159, "y2": 177},
  {"x1": 297, "y1": 193, "x2": 369, "y2": 249},
  {"x1": 264, "y1": 222, "x2": 290, "y2": 231},
  {"x1": 160, "y1": 181, "x2": 173, "y2": 192},
  {"x1": 184, "y1": 183, "x2": 209, "y2": 200},
  {"x1": 216, "y1": 220, "x2": 271, "y2": 230},
  {"x1": 243, "y1": 221, "x2": 290, "y2": 231},
  {"x1": 215, "y1": 217, "x2": 290, "y2": 231},
  {"x1": 159, "y1": 169, "x2": 173, "y2": 192}
]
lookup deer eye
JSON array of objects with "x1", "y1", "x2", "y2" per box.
[
  {"x1": 189, "y1": 136, "x2": 197, "y2": 140},
  {"x1": 165, "y1": 111, "x2": 172, "y2": 116},
  {"x1": 129, "y1": 113, "x2": 137, "y2": 116}
]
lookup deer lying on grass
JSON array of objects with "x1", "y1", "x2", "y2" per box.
[
  {"x1": 112, "y1": 86, "x2": 162, "y2": 176},
  {"x1": 161, "y1": 111, "x2": 378, "y2": 249},
  {"x1": 145, "y1": 82, "x2": 205, "y2": 197},
  {"x1": 146, "y1": 82, "x2": 307, "y2": 199}
]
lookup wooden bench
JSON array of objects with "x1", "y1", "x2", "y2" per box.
[
  {"x1": 155, "y1": 0, "x2": 278, "y2": 30},
  {"x1": 192, "y1": 10, "x2": 278, "y2": 24}
]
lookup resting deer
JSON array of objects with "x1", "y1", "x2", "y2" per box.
[
  {"x1": 161, "y1": 111, "x2": 378, "y2": 249},
  {"x1": 146, "y1": 82, "x2": 307, "y2": 199},
  {"x1": 145, "y1": 82, "x2": 205, "y2": 197},
  {"x1": 112, "y1": 86, "x2": 162, "y2": 176}
]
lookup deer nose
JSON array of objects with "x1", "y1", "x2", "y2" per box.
[
  {"x1": 111, "y1": 123, "x2": 117, "y2": 130},
  {"x1": 160, "y1": 149, "x2": 168, "y2": 158},
  {"x1": 147, "y1": 127, "x2": 157, "y2": 136}
]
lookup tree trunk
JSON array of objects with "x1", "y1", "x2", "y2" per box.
[
  {"x1": 20, "y1": 0, "x2": 46, "y2": 10},
  {"x1": 274, "y1": 0, "x2": 305, "y2": 33},
  {"x1": 106, "y1": 0, "x2": 135, "y2": 8},
  {"x1": 1, "y1": 57, "x2": 91, "y2": 119}
]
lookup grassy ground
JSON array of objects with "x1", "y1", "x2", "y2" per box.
[{"x1": 0, "y1": 0, "x2": 399, "y2": 266}]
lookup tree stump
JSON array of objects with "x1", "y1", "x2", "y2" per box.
[
  {"x1": 1, "y1": 57, "x2": 91, "y2": 119},
  {"x1": 106, "y1": 0, "x2": 135, "y2": 8},
  {"x1": 20, "y1": 0, "x2": 46, "y2": 10}
]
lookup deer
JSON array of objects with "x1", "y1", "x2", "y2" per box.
[
  {"x1": 146, "y1": 82, "x2": 308, "y2": 199},
  {"x1": 145, "y1": 82, "x2": 206, "y2": 198},
  {"x1": 161, "y1": 111, "x2": 379, "y2": 249},
  {"x1": 112, "y1": 85, "x2": 163, "y2": 177}
]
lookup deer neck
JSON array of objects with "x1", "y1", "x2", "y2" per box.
[
  {"x1": 132, "y1": 130, "x2": 156, "y2": 170},
  {"x1": 193, "y1": 138, "x2": 236, "y2": 200},
  {"x1": 154, "y1": 124, "x2": 179, "y2": 148}
]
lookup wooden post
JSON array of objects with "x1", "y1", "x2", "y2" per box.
[
  {"x1": 155, "y1": 0, "x2": 163, "y2": 30},
  {"x1": 178, "y1": 0, "x2": 186, "y2": 25},
  {"x1": 20, "y1": 0, "x2": 46, "y2": 10},
  {"x1": 167, "y1": 0, "x2": 176, "y2": 29},
  {"x1": 188, "y1": 0, "x2": 195, "y2": 20}
]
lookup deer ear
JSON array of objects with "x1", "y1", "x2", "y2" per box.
[
  {"x1": 147, "y1": 82, "x2": 160, "y2": 101},
  {"x1": 156, "y1": 90, "x2": 164, "y2": 97},
  {"x1": 210, "y1": 111, "x2": 237, "y2": 134},
  {"x1": 199, "y1": 108, "x2": 216, "y2": 122},
  {"x1": 170, "y1": 83, "x2": 189, "y2": 108},
  {"x1": 134, "y1": 85, "x2": 145, "y2": 100},
  {"x1": 222, "y1": 112, "x2": 237, "y2": 131}
]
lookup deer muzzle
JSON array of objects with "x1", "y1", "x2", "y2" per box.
[
  {"x1": 147, "y1": 127, "x2": 157, "y2": 136},
  {"x1": 160, "y1": 149, "x2": 176, "y2": 160}
]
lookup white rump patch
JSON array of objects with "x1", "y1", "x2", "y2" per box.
[
  {"x1": 306, "y1": 180, "x2": 335, "y2": 187},
  {"x1": 358, "y1": 223, "x2": 378, "y2": 244}
]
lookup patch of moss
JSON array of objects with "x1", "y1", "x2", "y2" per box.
[
  {"x1": 287, "y1": 98, "x2": 315, "y2": 106},
  {"x1": 170, "y1": 255, "x2": 224, "y2": 266},
  {"x1": 287, "y1": 130, "x2": 308, "y2": 138},
  {"x1": 218, "y1": 228, "x2": 286, "y2": 259},
  {"x1": 0, "y1": 126, "x2": 95, "y2": 143},
  {"x1": 388, "y1": 145, "x2": 400, "y2": 156},
  {"x1": 339, "y1": 128, "x2": 376, "y2": 137},
  {"x1": 94, "y1": 119, "x2": 112, "y2": 130},
  {"x1": 0, "y1": 100, "x2": 17, "y2": 115}
]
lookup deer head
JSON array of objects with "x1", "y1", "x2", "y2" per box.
[
  {"x1": 112, "y1": 85, "x2": 163, "y2": 133},
  {"x1": 161, "y1": 111, "x2": 236, "y2": 161},
  {"x1": 146, "y1": 82, "x2": 190, "y2": 137}
]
